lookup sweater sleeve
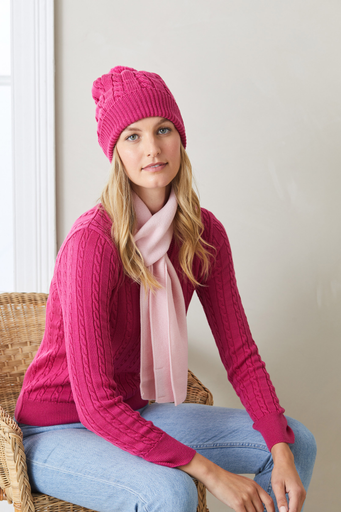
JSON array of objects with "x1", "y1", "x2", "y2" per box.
[
  {"x1": 56, "y1": 227, "x2": 196, "y2": 467},
  {"x1": 196, "y1": 210, "x2": 295, "y2": 451}
]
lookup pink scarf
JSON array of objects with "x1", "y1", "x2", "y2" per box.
[{"x1": 133, "y1": 188, "x2": 188, "y2": 406}]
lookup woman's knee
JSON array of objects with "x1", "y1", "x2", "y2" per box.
[
  {"x1": 286, "y1": 416, "x2": 317, "y2": 489},
  {"x1": 147, "y1": 469, "x2": 198, "y2": 512},
  {"x1": 288, "y1": 417, "x2": 317, "y2": 462}
]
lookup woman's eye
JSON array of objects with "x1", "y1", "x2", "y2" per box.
[
  {"x1": 158, "y1": 127, "x2": 170, "y2": 135},
  {"x1": 127, "y1": 134, "x2": 138, "y2": 141}
]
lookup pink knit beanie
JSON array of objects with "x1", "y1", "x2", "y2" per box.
[{"x1": 92, "y1": 66, "x2": 187, "y2": 162}]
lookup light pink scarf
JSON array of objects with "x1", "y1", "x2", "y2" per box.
[{"x1": 133, "y1": 188, "x2": 188, "y2": 406}]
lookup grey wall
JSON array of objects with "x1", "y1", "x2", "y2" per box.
[{"x1": 54, "y1": 1, "x2": 341, "y2": 510}]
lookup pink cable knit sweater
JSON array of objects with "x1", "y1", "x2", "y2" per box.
[{"x1": 15, "y1": 205, "x2": 294, "y2": 467}]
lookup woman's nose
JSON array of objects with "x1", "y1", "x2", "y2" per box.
[{"x1": 144, "y1": 136, "x2": 161, "y2": 157}]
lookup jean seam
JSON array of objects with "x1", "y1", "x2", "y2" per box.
[
  {"x1": 26, "y1": 458, "x2": 151, "y2": 512},
  {"x1": 265, "y1": 478, "x2": 273, "y2": 512}
]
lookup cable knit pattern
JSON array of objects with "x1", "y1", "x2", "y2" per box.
[
  {"x1": 91, "y1": 66, "x2": 187, "y2": 161},
  {"x1": 15, "y1": 205, "x2": 294, "y2": 466}
]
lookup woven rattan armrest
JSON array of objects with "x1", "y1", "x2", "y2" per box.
[
  {"x1": 0, "y1": 404, "x2": 35, "y2": 512},
  {"x1": 0, "y1": 404, "x2": 97, "y2": 512}
]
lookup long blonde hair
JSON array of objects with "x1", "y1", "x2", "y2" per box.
[{"x1": 99, "y1": 144, "x2": 214, "y2": 291}]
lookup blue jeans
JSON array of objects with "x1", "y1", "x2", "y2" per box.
[{"x1": 18, "y1": 404, "x2": 316, "y2": 512}]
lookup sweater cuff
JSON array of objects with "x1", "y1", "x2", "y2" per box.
[
  {"x1": 144, "y1": 432, "x2": 197, "y2": 467},
  {"x1": 253, "y1": 412, "x2": 295, "y2": 451}
]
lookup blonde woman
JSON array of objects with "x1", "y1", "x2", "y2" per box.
[{"x1": 15, "y1": 66, "x2": 316, "y2": 512}]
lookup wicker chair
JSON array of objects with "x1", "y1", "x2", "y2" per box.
[{"x1": 0, "y1": 292, "x2": 213, "y2": 512}]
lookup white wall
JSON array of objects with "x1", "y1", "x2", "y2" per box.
[
  {"x1": 54, "y1": 1, "x2": 341, "y2": 511},
  {"x1": 0, "y1": 504, "x2": 12, "y2": 512},
  {"x1": 0, "y1": 0, "x2": 14, "y2": 293},
  {"x1": 0, "y1": 0, "x2": 13, "y2": 503}
]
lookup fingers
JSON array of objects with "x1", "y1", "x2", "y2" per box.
[
  {"x1": 202, "y1": 465, "x2": 276, "y2": 512},
  {"x1": 287, "y1": 485, "x2": 307, "y2": 512},
  {"x1": 272, "y1": 480, "x2": 288, "y2": 512},
  {"x1": 232, "y1": 494, "x2": 260, "y2": 512},
  {"x1": 273, "y1": 480, "x2": 307, "y2": 512},
  {"x1": 270, "y1": 450, "x2": 307, "y2": 512},
  {"x1": 258, "y1": 486, "x2": 275, "y2": 512},
  {"x1": 233, "y1": 486, "x2": 274, "y2": 512}
]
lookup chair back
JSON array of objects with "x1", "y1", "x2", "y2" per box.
[{"x1": 0, "y1": 293, "x2": 48, "y2": 417}]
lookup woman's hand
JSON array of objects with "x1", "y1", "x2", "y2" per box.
[
  {"x1": 271, "y1": 443, "x2": 306, "y2": 512},
  {"x1": 178, "y1": 452, "x2": 275, "y2": 511}
]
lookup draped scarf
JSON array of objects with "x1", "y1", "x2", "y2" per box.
[{"x1": 133, "y1": 188, "x2": 188, "y2": 406}]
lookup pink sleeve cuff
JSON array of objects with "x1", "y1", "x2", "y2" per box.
[
  {"x1": 253, "y1": 412, "x2": 295, "y2": 451},
  {"x1": 144, "y1": 432, "x2": 197, "y2": 467}
]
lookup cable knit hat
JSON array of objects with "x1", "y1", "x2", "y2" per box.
[{"x1": 92, "y1": 66, "x2": 187, "y2": 162}]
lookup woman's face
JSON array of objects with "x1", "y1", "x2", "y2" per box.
[{"x1": 116, "y1": 116, "x2": 181, "y2": 197}]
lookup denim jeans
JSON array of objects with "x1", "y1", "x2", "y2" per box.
[{"x1": 18, "y1": 404, "x2": 316, "y2": 512}]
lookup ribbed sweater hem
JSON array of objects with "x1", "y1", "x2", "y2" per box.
[
  {"x1": 15, "y1": 395, "x2": 149, "y2": 427},
  {"x1": 144, "y1": 433, "x2": 197, "y2": 467},
  {"x1": 253, "y1": 412, "x2": 295, "y2": 451}
]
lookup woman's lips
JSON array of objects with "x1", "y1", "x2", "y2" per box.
[{"x1": 142, "y1": 163, "x2": 167, "y2": 172}]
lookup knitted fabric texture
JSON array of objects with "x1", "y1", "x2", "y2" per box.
[
  {"x1": 133, "y1": 188, "x2": 188, "y2": 406},
  {"x1": 15, "y1": 206, "x2": 295, "y2": 466},
  {"x1": 92, "y1": 66, "x2": 187, "y2": 162}
]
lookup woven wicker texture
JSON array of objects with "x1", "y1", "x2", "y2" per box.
[{"x1": 0, "y1": 292, "x2": 212, "y2": 512}]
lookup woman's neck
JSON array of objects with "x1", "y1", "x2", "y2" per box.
[{"x1": 131, "y1": 184, "x2": 171, "y2": 214}]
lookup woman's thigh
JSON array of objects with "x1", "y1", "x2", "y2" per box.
[
  {"x1": 20, "y1": 404, "x2": 316, "y2": 512},
  {"x1": 141, "y1": 403, "x2": 316, "y2": 493},
  {"x1": 20, "y1": 421, "x2": 198, "y2": 512},
  {"x1": 142, "y1": 404, "x2": 272, "y2": 474}
]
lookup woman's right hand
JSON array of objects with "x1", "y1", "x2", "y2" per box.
[{"x1": 178, "y1": 452, "x2": 275, "y2": 512}]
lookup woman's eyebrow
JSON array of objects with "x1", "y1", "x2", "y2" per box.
[{"x1": 123, "y1": 118, "x2": 170, "y2": 132}]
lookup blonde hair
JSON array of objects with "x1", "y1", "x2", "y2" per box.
[{"x1": 99, "y1": 144, "x2": 214, "y2": 291}]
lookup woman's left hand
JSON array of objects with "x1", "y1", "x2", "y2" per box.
[{"x1": 270, "y1": 443, "x2": 306, "y2": 512}]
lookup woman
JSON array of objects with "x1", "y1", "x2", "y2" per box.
[{"x1": 15, "y1": 66, "x2": 316, "y2": 512}]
